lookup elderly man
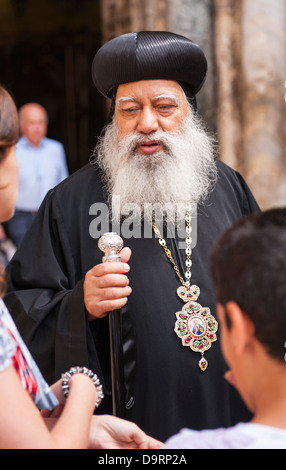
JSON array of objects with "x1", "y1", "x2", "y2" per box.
[
  {"x1": 5, "y1": 32, "x2": 259, "y2": 441},
  {"x1": 4, "y1": 102, "x2": 69, "y2": 247}
]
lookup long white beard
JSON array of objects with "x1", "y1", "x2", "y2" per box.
[{"x1": 94, "y1": 108, "x2": 217, "y2": 226}]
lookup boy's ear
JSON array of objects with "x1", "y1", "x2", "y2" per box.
[{"x1": 225, "y1": 301, "x2": 255, "y2": 355}]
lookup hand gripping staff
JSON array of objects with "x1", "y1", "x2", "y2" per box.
[{"x1": 98, "y1": 232, "x2": 126, "y2": 418}]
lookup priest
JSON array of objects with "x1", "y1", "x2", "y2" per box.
[{"x1": 5, "y1": 31, "x2": 259, "y2": 442}]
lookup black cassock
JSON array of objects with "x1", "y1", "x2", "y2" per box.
[{"x1": 5, "y1": 159, "x2": 259, "y2": 442}]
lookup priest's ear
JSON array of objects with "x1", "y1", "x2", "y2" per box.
[{"x1": 224, "y1": 301, "x2": 255, "y2": 356}]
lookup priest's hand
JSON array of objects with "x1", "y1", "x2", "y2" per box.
[
  {"x1": 88, "y1": 414, "x2": 163, "y2": 449},
  {"x1": 84, "y1": 247, "x2": 132, "y2": 320}
]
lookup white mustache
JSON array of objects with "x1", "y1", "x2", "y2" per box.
[{"x1": 125, "y1": 130, "x2": 179, "y2": 156}]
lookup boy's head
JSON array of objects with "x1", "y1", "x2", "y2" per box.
[{"x1": 211, "y1": 208, "x2": 286, "y2": 365}]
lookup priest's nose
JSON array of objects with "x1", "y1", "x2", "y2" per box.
[{"x1": 136, "y1": 106, "x2": 159, "y2": 134}]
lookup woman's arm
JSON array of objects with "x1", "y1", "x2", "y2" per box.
[{"x1": 0, "y1": 365, "x2": 97, "y2": 449}]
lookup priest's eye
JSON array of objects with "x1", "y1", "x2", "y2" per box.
[
  {"x1": 156, "y1": 104, "x2": 177, "y2": 113},
  {"x1": 122, "y1": 107, "x2": 139, "y2": 115}
]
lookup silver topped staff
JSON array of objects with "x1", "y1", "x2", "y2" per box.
[{"x1": 98, "y1": 232, "x2": 125, "y2": 418}]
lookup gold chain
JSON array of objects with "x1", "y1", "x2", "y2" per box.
[{"x1": 152, "y1": 205, "x2": 192, "y2": 287}]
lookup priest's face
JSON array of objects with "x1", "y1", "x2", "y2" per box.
[
  {"x1": 95, "y1": 78, "x2": 217, "y2": 224},
  {"x1": 114, "y1": 79, "x2": 189, "y2": 151}
]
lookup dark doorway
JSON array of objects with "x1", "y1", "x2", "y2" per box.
[{"x1": 0, "y1": 0, "x2": 106, "y2": 174}]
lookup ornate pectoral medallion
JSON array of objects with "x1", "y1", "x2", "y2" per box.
[
  {"x1": 174, "y1": 284, "x2": 218, "y2": 371},
  {"x1": 152, "y1": 207, "x2": 218, "y2": 372}
]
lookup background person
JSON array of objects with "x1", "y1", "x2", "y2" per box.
[
  {"x1": 4, "y1": 102, "x2": 69, "y2": 247},
  {"x1": 165, "y1": 208, "x2": 286, "y2": 449}
]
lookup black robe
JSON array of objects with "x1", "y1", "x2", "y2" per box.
[{"x1": 5, "y1": 159, "x2": 259, "y2": 442}]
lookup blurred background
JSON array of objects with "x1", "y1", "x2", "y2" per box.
[{"x1": 0, "y1": 0, "x2": 285, "y2": 210}]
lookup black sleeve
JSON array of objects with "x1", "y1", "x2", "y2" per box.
[
  {"x1": 4, "y1": 191, "x2": 105, "y2": 387},
  {"x1": 234, "y1": 170, "x2": 261, "y2": 215}
]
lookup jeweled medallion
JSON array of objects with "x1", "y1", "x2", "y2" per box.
[
  {"x1": 174, "y1": 299, "x2": 218, "y2": 370},
  {"x1": 153, "y1": 205, "x2": 218, "y2": 371}
]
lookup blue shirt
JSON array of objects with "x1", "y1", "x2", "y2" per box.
[{"x1": 15, "y1": 136, "x2": 69, "y2": 211}]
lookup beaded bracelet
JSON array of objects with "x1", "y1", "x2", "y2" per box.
[{"x1": 61, "y1": 366, "x2": 104, "y2": 409}]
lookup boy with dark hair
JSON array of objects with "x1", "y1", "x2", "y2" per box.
[{"x1": 165, "y1": 208, "x2": 286, "y2": 448}]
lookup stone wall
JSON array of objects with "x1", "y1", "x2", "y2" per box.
[
  {"x1": 241, "y1": 0, "x2": 286, "y2": 209},
  {"x1": 214, "y1": 0, "x2": 286, "y2": 209}
]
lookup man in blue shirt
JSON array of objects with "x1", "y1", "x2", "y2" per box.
[{"x1": 4, "y1": 103, "x2": 69, "y2": 247}]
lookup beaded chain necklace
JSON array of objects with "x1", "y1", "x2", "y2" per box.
[{"x1": 152, "y1": 205, "x2": 218, "y2": 371}]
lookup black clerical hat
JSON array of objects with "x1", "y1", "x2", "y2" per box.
[{"x1": 91, "y1": 31, "x2": 207, "y2": 108}]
